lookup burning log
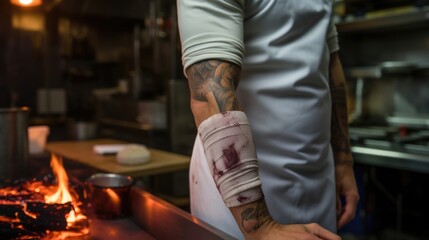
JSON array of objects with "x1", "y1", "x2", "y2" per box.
[
  {"x1": 26, "y1": 201, "x2": 73, "y2": 218},
  {"x1": 0, "y1": 188, "x2": 45, "y2": 202},
  {"x1": 0, "y1": 201, "x2": 73, "y2": 234},
  {"x1": 20, "y1": 202, "x2": 73, "y2": 231},
  {"x1": 0, "y1": 155, "x2": 89, "y2": 239},
  {"x1": 0, "y1": 221, "x2": 44, "y2": 239},
  {"x1": 0, "y1": 204, "x2": 22, "y2": 218}
]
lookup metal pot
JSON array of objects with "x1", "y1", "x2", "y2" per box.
[
  {"x1": 86, "y1": 173, "x2": 134, "y2": 219},
  {"x1": 0, "y1": 107, "x2": 30, "y2": 180}
]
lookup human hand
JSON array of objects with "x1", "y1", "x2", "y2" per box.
[
  {"x1": 230, "y1": 198, "x2": 341, "y2": 240},
  {"x1": 335, "y1": 164, "x2": 359, "y2": 229},
  {"x1": 252, "y1": 220, "x2": 342, "y2": 240}
]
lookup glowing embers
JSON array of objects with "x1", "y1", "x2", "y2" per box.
[{"x1": 0, "y1": 154, "x2": 89, "y2": 239}]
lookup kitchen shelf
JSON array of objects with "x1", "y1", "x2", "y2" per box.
[
  {"x1": 337, "y1": 7, "x2": 429, "y2": 33},
  {"x1": 352, "y1": 146, "x2": 429, "y2": 174}
]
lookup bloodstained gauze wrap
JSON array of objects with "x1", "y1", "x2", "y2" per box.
[{"x1": 198, "y1": 111, "x2": 263, "y2": 207}]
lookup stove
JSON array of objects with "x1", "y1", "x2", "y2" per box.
[
  {"x1": 350, "y1": 126, "x2": 429, "y2": 154},
  {"x1": 349, "y1": 125, "x2": 429, "y2": 173},
  {"x1": 0, "y1": 155, "x2": 235, "y2": 240}
]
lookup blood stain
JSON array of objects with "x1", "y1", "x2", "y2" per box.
[
  {"x1": 223, "y1": 144, "x2": 240, "y2": 169},
  {"x1": 237, "y1": 196, "x2": 248, "y2": 203}
]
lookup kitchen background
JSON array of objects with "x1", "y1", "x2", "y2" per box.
[{"x1": 1, "y1": 0, "x2": 429, "y2": 239}]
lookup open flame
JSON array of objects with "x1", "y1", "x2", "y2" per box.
[
  {"x1": 0, "y1": 154, "x2": 89, "y2": 239},
  {"x1": 45, "y1": 154, "x2": 86, "y2": 226}
]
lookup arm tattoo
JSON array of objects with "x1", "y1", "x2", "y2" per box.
[
  {"x1": 187, "y1": 60, "x2": 241, "y2": 112},
  {"x1": 240, "y1": 199, "x2": 271, "y2": 233},
  {"x1": 330, "y1": 85, "x2": 353, "y2": 166}
]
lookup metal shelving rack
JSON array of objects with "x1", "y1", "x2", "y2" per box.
[{"x1": 337, "y1": 7, "x2": 429, "y2": 33}]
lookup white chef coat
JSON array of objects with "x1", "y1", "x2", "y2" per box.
[{"x1": 178, "y1": 1, "x2": 338, "y2": 239}]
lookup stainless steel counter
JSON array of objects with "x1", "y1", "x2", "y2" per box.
[
  {"x1": 87, "y1": 217, "x2": 156, "y2": 240},
  {"x1": 129, "y1": 186, "x2": 236, "y2": 240},
  {"x1": 84, "y1": 186, "x2": 236, "y2": 240},
  {"x1": 352, "y1": 146, "x2": 429, "y2": 174}
]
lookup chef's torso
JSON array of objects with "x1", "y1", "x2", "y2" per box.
[{"x1": 183, "y1": 1, "x2": 337, "y2": 239}]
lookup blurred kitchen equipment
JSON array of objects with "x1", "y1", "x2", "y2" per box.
[
  {"x1": 168, "y1": 79, "x2": 196, "y2": 155},
  {"x1": 86, "y1": 173, "x2": 134, "y2": 219},
  {"x1": 28, "y1": 125, "x2": 50, "y2": 154},
  {"x1": 98, "y1": 99, "x2": 166, "y2": 130},
  {"x1": 69, "y1": 121, "x2": 97, "y2": 140},
  {"x1": 346, "y1": 61, "x2": 418, "y2": 124},
  {"x1": 37, "y1": 88, "x2": 67, "y2": 114},
  {"x1": 0, "y1": 107, "x2": 30, "y2": 180}
]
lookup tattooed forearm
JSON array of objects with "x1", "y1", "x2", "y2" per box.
[
  {"x1": 239, "y1": 199, "x2": 271, "y2": 233},
  {"x1": 330, "y1": 85, "x2": 353, "y2": 166},
  {"x1": 329, "y1": 52, "x2": 354, "y2": 167},
  {"x1": 186, "y1": 60, "x2": 241, "y2": 112}
]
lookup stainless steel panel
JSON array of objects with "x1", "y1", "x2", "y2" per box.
[
  {"x1": 88, "y1": 218, "x2": 156, "y2": 240},
  {"x1": 130, "y1": 187, "x2": 237, "y2": 240},
  {"x1": 352, "y1": 146, "x2": 429, "y2": 174}
]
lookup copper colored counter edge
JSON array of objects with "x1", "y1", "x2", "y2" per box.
[{"x1": 129, "y1": 186, "x2": 237, "y2": 240}]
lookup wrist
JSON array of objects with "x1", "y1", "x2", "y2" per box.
[
  {"x1": 229, "y1": 198, "x2": 275, "y2": 239},
  {"x1": 248, "y1": 218, "x2": 277, "y2": 240},
  {"x1": 333, "y1": 151, "x2": 354, "y2": 167}
]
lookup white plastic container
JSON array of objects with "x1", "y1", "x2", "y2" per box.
[{"x1": 28, "y1": 125, "x2": 50, "y2": 154}]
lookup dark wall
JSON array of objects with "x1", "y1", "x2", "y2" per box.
[
  {"x1": 0, "y1": 2, "x2": 48, "y2": 112},
  {"x1": 0, "y1": 2, "x2": 13, "y2": 108},
  {"x1": 1, "y1": 0, "x2": 180, "y2": 118}
]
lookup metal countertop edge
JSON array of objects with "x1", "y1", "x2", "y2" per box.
[{"x1": 351, "y1": 146, "x2": 429, "y2": 174}]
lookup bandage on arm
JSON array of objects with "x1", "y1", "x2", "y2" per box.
[{"x1": 199, "y1": 111, "x2": 263, "y2": 207}]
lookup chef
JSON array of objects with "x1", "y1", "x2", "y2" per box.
[{"x1": 177, "y1": 0, "x2": 359, "y2": 239}]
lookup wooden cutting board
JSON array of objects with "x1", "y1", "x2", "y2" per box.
[{"x1": 46, "y1": 139, "x2": 190, "y2": 177}]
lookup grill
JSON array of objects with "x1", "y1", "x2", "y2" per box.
[
  {"x1": 0, "y1": 155, "x2": 235, "y2": 240},
  {"x1": 349, "y1": 124, "x2": 429, "y2": 173},
  {"x1": 350, "y1": 126, "x2": 429, "y2": 155}
]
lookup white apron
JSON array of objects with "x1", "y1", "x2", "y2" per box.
[
  {"x1": 190, "y1": 135, "x2": 244, "y2": 239},
  {"x1": 185, "y1": 1, "x2": 338, "y2": 239}
]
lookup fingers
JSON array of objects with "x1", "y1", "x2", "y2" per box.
[
  {"x1": 337, "y1": 192, "x2": 359, "y2": 228},
  {"x1": 306, "y1": 223, "x2": 341, "y2": 240},
  {"x1": 336, "y1": 195, "x2": 343, "y2": 216}
]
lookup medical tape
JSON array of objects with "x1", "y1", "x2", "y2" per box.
[{"x1": 198, "y1": 111, "x2": 263, "y2": 207}]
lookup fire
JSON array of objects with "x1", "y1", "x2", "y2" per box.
[
  {"x1": 0, "y1": 154, "x2": 89, "y2": 239},
  {"x1": 45, "y1": 154, "x2": 86, "y2": 225}
]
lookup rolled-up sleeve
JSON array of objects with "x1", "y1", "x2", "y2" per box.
[{"x1": 177, "y1": 0, "x2": 245, "y2": 73}]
